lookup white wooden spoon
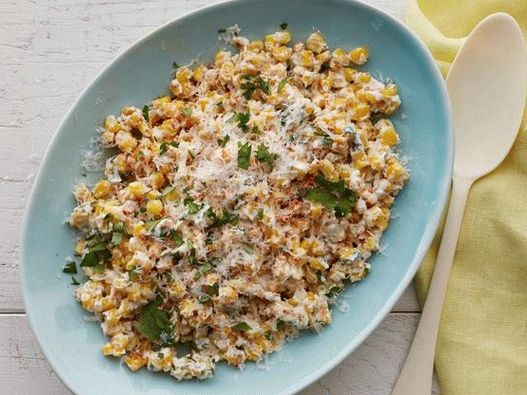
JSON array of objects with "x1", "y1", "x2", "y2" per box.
[{"x1": 392, "y1": 13, "x2": 527, "y2": 395}]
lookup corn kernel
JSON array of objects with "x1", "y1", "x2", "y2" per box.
[
  {"x1": 380, "y1": 127, "x2": 399, "y2": 146},
  {"x1": 192, "y1": 65, "x2": 207, "y2": 82},
  {"x1": 116, "y1": 132, "x2": 138, "y2": 152},
  {"x1": 104, "y1": 115, "x2": 120, "y2": 133},
  {"x1": 146, "y1": 199, "x2": 163, "y2": 217},
  {"x1": 272, "y1": 45, "x2": 292, "y2": 62},
  {"x1": 176, "y1": 67, "x2": 191, "y2": 83},
  {"x1": 145, "y1": 190, "x2": 160, "y2": 200},
  {"x1": 93, "y1": 180, "x2": 111, "y2": 199},
  {"x1": 382, "y1": 84, "x2": 398, "y2": 96},
  {"x1": 128, "y1": 181, "x2": 146, "y2": 199},
  {"x1": 309, "y1": 258, "x2": 328, "y2": 270},
  {"x1": 248, "y1": 40, "x2": 264, "y2": 52},
  {"x1": 265, "y1": 31, "x2": 291, "y2": 48},
  {"x1": 332, "y1": 48, "x2": 350, "y2": 66},
  {"x1": 300, "y1": 50, "x2": 315, "y2": 67},
  {"x1": 316, "y1": 50, "x2": 331, "y2": 65},
  {"x1": 310, "y1": 204, "x2": 323, "y2": 219},
  {"x1": 349, "y1": 47, "x2": 369, "y2": 65},
  {"x1": 353, "y1": 152, "x2": 369, "y2": 170},
  {"x1": 150, "y1": 172, "x2": 165, "y2": 190},
  {"x1": 125, "y1": 353, "x2": 147, "y2": 372},
  {"x1": 343, "y1": 67, "x2": 357, "y2": 82},
  {"x1": 351, "y1": 103, "x2": 370, "y2": 121},
  {"x1": 306, "y1": 32, "x2": 328, "y2": 53},
  {"x1": 214, "y1": 50, "x2": 231, "y2": 66}
]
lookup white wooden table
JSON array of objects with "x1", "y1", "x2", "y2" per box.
[{"x1": 0, "y1": 0, "x2": 440, "y2": 393}]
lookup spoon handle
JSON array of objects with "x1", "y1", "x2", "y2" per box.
[{"x1": 391, "y1": 175, "x2": 473, "y2": 395}]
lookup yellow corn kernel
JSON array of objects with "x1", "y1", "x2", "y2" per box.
[
  {"x1": 146, "y1": 199, "x2": 163, "y2": 217},
  {"x1": 248, "y1": 40, "x2": 264, "y2": 52},
  {"x1": 104, "y1": 115, "x2": 120, "y2": 133},
  {"x1": 349, "y1": 47, "x2": 369, "y2": 65},
  {"x1": 332, "y1": 48, "x2": 350, "y2": 66},
  {"x1": 219, "y1": 286, "x2": 238, "y2": 304},
  {"x1": 102, "y1": 343, "x2": 114, "y2": 356},
  {"x1": 214, "y1": 50, "x2": 231, "y2": 65},
  {"x1": 125, "y1": 353, "x2": 147, "y2": 372},
  {"x1": 376, "y1": 209, "x2": 389, "y2": 230},
  {"x1": 369, "y1": 154, "x2": 384, "y2": 171},
  {"x1": 351, "y1": 103, "x2": 370, "y2": 121},
  {"x1": 219, "y1": 61, "x2": 234, "y2": 82},
  {"x1": 164, "y1": 188, "x2": 179, "y2": 202},
  {"x1": 265, "y1": 31, "x2": 291, "y2": 47},
  {"x1": 339, "y1": 246, "x2": 358, "y2": 260},
  {"x1": 192, "y1": 65, "x2": 207, "y2": 82},
  {"x1": 300, "y1": 50, "x2": 315, "y2": 67},
  {"x1": 150, "y1": 172, "x2": 165, "y2": 190},
  {"x1": 382, "y1": 84, "x2": 398, "y2": 96},
  {"x1": 116, "y1": 133, "x2": 138, "y2": 152},
  {"x1": 357, "y1": 91, "x2": 376, "y2": 104},
  {"x1": 288, "y1": 298, "x2": 298, "y2": 307},
  {"x1": 353, "y1": 152, "x2": 369, "y2": 170},
  {"x1": 300, "y1": 239, "x2": 313, "y2": 252},
  {"x1": 309, "y1": 258, "x2": 328, "y2": 271},
  {"x1": 145, "y1": 190, "x2": 160, "y2": 200},
  {"x1": 168, "y1": 280, "x2": 187, "y2": 298},
  {"x1": 311, "y1": 239, "x2": 325, "y2": 256},
  {"x1": 128, "y1": 181, "x2": 146, "y2": 199},
  {"x1": 152, "y1": 96, "x2": 171, "y2": 108},
  {"x1": 385, "y1": 160, "x2": 406, "y2": 181},
  {"x1": 93, "y1": 180, "x2": 111, "y2": 199},
  {"x1": 310, "y1": 204, "x2": 323, "y2": 219},
  {"x1": 380, "y1": 127, "x2": 399, "y2": 146},
  {"x1": 306, "y1": 31, "x2": 328, "y2": 53},
  {"x1": 175, "y1": 67, "x2": 191, "y2": 83},
  {"x1": 357, "y1": 72, "x2": 371, "y2": 83},
  {"x1": 343, "y1": 67, "x2": 357, "y2": 82},
  {"x1": 272, "y1": 45, "x2": 292, "y2": 62},
  {"x1": 318, "y1": 159, "x2": 339, "y2": 180},
  {"x1": 316, "y1": 50, "x2": 331, "y2": 65}
]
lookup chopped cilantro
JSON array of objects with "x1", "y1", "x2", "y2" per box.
[
  {"x1": 276, "y1": 319, "x2": 286, "y2": 330},
  {"x1": 256, "y1": 144, "x2": 279, "y2": 169},
  {"x1": 146, "y1": 219, "x2": 161, "y2": 231},
  {"x1": 280, "y1": 22, "x2": 288, "y2": 30},
  {"x1": 232, "y1": 322, "x2": 252, "y2": 332},
  {"x1": 199, "y1": 294, "x2": 211, "y2": 303},
  {"x1": 71, "y1": 277, "x2": 80, "y2": 285},
  {"x1": 257, "y1": 208, "x2": 264, "y2": 220},
  {"x1": 277, "y1": 78, "x2": 289, "y2": 93},
  {"x1": 241, "y1": 75, "x2": 270, "y2": 99},
  {"x1": 142, "y1": 105, "x2": 149, "y2": 122},
  {"x1": 194, "y1": 262, "x2": 213, "y2": 279},
  {"x1": 182, "y1": 107, "x2": 192, "y2": 117},
  {"x1": 111, "y1": 221, "x2": 125, "y2": 245},
  {"x1": 315, "y1": 128, "x2": 332, "y2": 146},
  {"x1": 171, "y1": 230, "x2": 184, "y2": 246},
  {"x1": 188, "y1": 247, "x2": 198, "y2": 265},
  {"x1": 217, "y1": 134, "x2": 230, "y2": 147},
  {"x1": 229, "y1": 110, "x2": 251, "y2": 132},
  {"x1": 161, "y1": 186, "x2": 176, "y2": 196},
  {"x1": 205, "y1": 283, "x2": 219, "y2": 296},
  {"x1": 172, "y1": 62, "x2": 180, "y2": 70},
  {"x1": 243, "y1": 244, "x2": 255, "y2": 254},
  {"x1": 217, "y1": 28, "x2": 226, "y2": 33},
  {"x1": 128, "y1": 266, "x2": 138, "y2": 281},
  {"x1": 184, "y1": 197, "x2": 201, "y2": 214},
  {"x1": 159, "y1": 142, "x2": 168, "y2": 155},
  {"x1": 251, "y1": 125, "x2": 262, "y2": 135},
  {"x1": 137, "y1": 299, "x2": 172, "y2": 341},
  {"x1": 265, "y1": 333, "x2": 273, "y2": 340},
  {"x1": 80, "y1": 252, "x2": 98, "y2": 267},
  {"x1": 326, "y1": 286, "x2": 343, "y2": 297},
  {"x1": 304, "y1": 176, "x2": 358, "y2": 217},
  {"x1": 237, "y1": 142, "x2": 252, "y2": 170},
  {"x1": 63, "y1": 261, "x2": 77, "y2": 274},
  {"x1": 206, "y1": 207, "x2": 239, "y2": 230}
]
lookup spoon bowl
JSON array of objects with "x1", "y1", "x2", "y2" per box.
[{"x1": 447, "y1": 13, "x2": 527, "y2": 179}]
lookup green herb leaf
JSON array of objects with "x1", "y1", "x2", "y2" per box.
[
  {"x1": 217, "y1": 28, "x2": 226, "y2": 33},
  {"x1": 280, "y1": 22, "x2": 288, "y2": 30},
  {"x1": 71, "y1": 277, "x2": 80, "y2": 285},
  {"x1": 159, "y1": 142, "x2": 168, "y2": 155},
  {"x1": 188, "y1": 247, "x2": 198, "y2": 265},
  {"x1": 237, "y1": 142, "x2": 252, "y2": 170},
  {"x1": 146, "y1": 219, "x2": 161, "y2": 231},
  {"x1": 232, "y1": 322, "x2": 252, "y2": 332},
  {"x1": 276, "y1": 318, "x2": 286, "y2": 330},
  {"x1": 90, "y1": 242, "x2": 108, "y2": 253},
  {"x1": 63, "y1": 261, "x2": 77, "y2": 274},
  {"x1": 173, "y1": 62, "x2": 180, "y2": 70},
  {"x1": 128, "y1": 266, "x2": 138, "y2": 281},
  {"x1": 241, "y1": 80, "x2": 257, "y2": 100},
  {"x1": 256, "y1": 144, "x2": 279, "y2": 169},
  {"x1": 257, "y1": 208, "x2": 264, "y2": 220},
  {"x1": 184, "y1": 197, "x2": 201, "y2": 214},
  {"x1": 199, "y1": 295, "x2": 211, "y2": 303},
  {"x1": 205, "y1": 283, "x2": 219, "y2": 296},
  {"x1": 137, "y1": 300, "x2": 172, "y2": 341},
  {"x1": 304, "y1": 176, "x2": 357, "y2": 217},
  {"x1": 182, "y1": 107, "x2": 192, "y2": 117},
  {"x1": 162, "y1": 186, "x2": 176, "y2": 196},
  {"x1": 111, "y1": 221, "x2": 125, "y2": 245},
  {"x1": 142, "y1": 105, "x2": 150, "y2": 122},
  {"x1": 256, "y1": 76, "x2": 270, "y2": 95},
  {"x1": 229, "y1": 110, "x2": 251, "y2": 132},
  {"x1": 277, "y1": 78, "x2": 289, "y2": 93},
  {"x1": 80, "y1": 251, "x2": 98, "y2": 267},
  {"x1": 206, "y1": 207, "x2": 239, "y2": 230},
  {"x1": 194, "y1": 262, "x2": 213, "y2": 279},
  {"x1": 326, "y1": 286, "x2": 343, "y2": 297},
  {"x1": 243, "y1": 244, "x2": 255, "y2": 254},
  {"x1": 171, "y1": 230, "x2": 184, "y2": 246},
  {"x1": 217, "y1": 134, "x2": 230, "y2": 147}
]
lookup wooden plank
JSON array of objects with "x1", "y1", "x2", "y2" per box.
[{"x1": 0, "y1": 313, "x2": 438, "y2": 394}]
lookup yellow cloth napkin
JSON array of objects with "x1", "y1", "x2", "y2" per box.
[{"x1": 406, "y1": 1, "x2": 527, "y2": 394}]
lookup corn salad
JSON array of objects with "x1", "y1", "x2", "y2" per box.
[{"x1": 67, "y1": 28, "x2": 408, "y2": 380}]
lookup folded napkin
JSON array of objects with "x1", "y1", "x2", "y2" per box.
[{"x1": 406, "y1": 1, "x2": 527, "y2": 394}]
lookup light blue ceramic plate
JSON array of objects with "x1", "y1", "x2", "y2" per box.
[{"x1": 21, "y1": 0, "x2": 452, "y2": 393}]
